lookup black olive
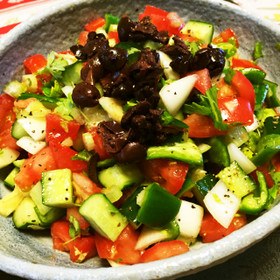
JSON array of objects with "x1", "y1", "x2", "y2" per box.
[
  {"x1": 170, "y1": 53, "x2": 193, "y2": 75},
  {"x1": 81, "y1": 55, "x2": 104, "y2": 84},
  {"x1": 98, "y1": 47, "x2": 128, "y2": 72},
  {"x1": 72, "y1": 82, "x2": 100, "y2": 108},
  {"x1": 70, "y1": 45, "x2": 87, "y2": 60},
  {"x1": 117, "y1": 15, "x2": 135, "y2": 42},
  {"x1": 191, "y1": 48, "x2": 211, "y2": 70},
  {"x1": 114, "y1": 142, "x2": 147, "y2": 163},
  {"x1": 87, "y1": 152, "x2": 100, "y2": 185}
]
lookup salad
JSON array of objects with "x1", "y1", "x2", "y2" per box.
[{"x1": 0, "y1": 4, "x2": 279, "y2": 265}]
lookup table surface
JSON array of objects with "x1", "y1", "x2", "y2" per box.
[{"x1": 0, "y1": 0, "x2": 280, "y2": 279}]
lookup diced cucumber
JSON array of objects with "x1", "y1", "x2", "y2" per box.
[
  {"x1": 180, "y1": 20, "x2": 214, "y2": 44},
  {"x1": 217, "y1": 161, "x2": 256, "y2": 198},
  {"x1": 62, "y1": 62, "x2": 83, "y2": 86},
  {"x1": 4, "y1": 167, "x2": 19, "y2": 189},
  {"x1": 17, "y1": 117, "x2": 46, "y2": 141},
  {"x1": 135, "y1": 221, "x2": 179, "y2": 250},
  {"x1": 13, "y1": 197, "x2": 44, "y2": 229},
  {"x1": 146, "y1": 138, "x2": 203, "y2": 165},
  {"x1": 3, "y1": 80, "x2": 27, "y2": 98},
  {"x1": 203, "y1": 180, "x2": 241, "y2": 228},
  {"x1": 22, "y1": 74, "x2": 38, "y2": 93},
  {"x1": 11, "y1": 120, "x2": 29, "y2": 140},
  {"x1": 175, "y1": 200, "x2": 204, "y2": 239},
  {"x1": 0, "y1": 185, "x2": 26, "y2": 217},
  {"x1": 34, "y1": 206, "x2": 65, "y2": 227},
  {"x1": 13, "y1": 159, "x2": 25, "y2": 168},
  {"x1": 79, "y1": 193, "x2": 128, "y2": 242},
  {"x1": 42, "y1": 169, "x2": 75, "y2": 208},
  {"x1": 98, "y1": 163, "x2": 143, "y2": 190},
  {"x1": 16, "y1": 136, "x2": 46, "y2": 155},
  {"x1": 0, "y1": 147, "x2": 20, "y2": 169}
]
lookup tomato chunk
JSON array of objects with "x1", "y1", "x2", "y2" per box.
[
  {"x1": 199, "y1": 213, "x2": 247, "y2": 243},
  {"x1": 95, "y1": 225, "x2": 142, "y2": 264},
  {"x1": 141, "y1": 240, "x2": 189, "y2": 263},
  {"x1": 187, "y1": 68, "x2": 211, "y2": 94},
  {"x1": 231, "y1": 58, "x2": 264, "y2": 71},
  {"x1": 66, "y1": 206, "x2": 90, "y2": 230},
  {"x1": 85, "y1": 17, "x2": 106, "y2": 32},
  {"x1": 141, "y1": 159, "x2": 189, "y2": 195},
  {"x1": 23, "y1": 54, "x2": 47, "y2": 74}
]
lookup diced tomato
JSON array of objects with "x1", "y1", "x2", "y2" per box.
[
  {"x1": 66, "y1": 206, "x2": 90, "y2": 230},
  {"x1": 212, "y1": 28, "x2": 239, "y2": 47},
  {"x1": 166, "y1": 12, "x2": 184, "y2": 36},
  {"x1": 95, "y1": 224, "x2": 142, "y2": 265},
  {"x1": 107, "y1": 31, "x2": 120, "y2": 44},
  {"x1": 36, "y1": 72, "x2": 53, "y2": 93},
  {"x1": 217, "y1": 78, "x2": 238, "y2": 99},
  {"x1": 69, "y1": 236, "x2": 97, "y2": 263},
  {"x1": 139, "y1": 12, "x2": 170, "y2": 32},
  {"x1": 78, "y1": 31, "x2": 89, "y2": 46},
  {"x1": 49, "y1": 141, "x2": 88, "y2": 173},
  {"x1": 0, "y1": 94, "x2": 19, "y2": 150},
  {"x1": 141, "y1": 240, "x2": 189, "y2": 263},
  {"x1": 143, "y1": 5, "x2": 169, "y2": 17},
  {"x1": 14, "y1": 147, "x2": 57, "y2": 191},
  {"x1": 217, "y1": 97, "x2": 254, "y2": 125},
  {"x1": 87, "y1": 127, "x2": 111, "y2": 160},
  {"x1": 72, "y1": 172, "x2": 102, "y2": 203},
  {"x1": 23, "y1": 54, "x2": 47, "y2": 74},
  {"x1": 231, "y1": 58, "x2": 264, "y2": 71},
  {"x1": 230, "y1": 70, "x2": 255, "y2": 111},
  {"x1": 178, "y1": 33, "x2": 199, "y2": 42},
  {"x1": 46, "y1": 113, "x2": 80, "y2": 143},
  {"x1": 85, "y1": 17, "x2": 106, "y2": 32},
  {"x1": 199, "y1": 213, "x2": 247, "y2": 243},
  {"x1": 140, "y1": 159, "x2": 189, "y2": 195},
  {"x1": 187, "y1": 68, "x2": 211, "y2": 94},
  {"x1": 51, "y1": 220, "x2": 97, "y2": 263},
  {"x1": 183, "y1": 113, "x2": 227, "y2": 138}
]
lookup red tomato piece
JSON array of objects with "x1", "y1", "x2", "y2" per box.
[
  {"x1": 14, "y1": 147, "x2": 57, "y2": 191},
  {"x1": 95, "y1": 225, "x2": 142, "y2": 265},
  {"x1": 78, "y1": 31, "x2": 89, "y2": 46},
  {"x1": 66, "y1": 206, "x2": 90, "y2": 230},
  {"x1": 166, "y1": 12, "x2": 184, "y2": 35},
  {"x1": 213, "y1": 28, "x2": 239, "y2": 47},
  {"x1": 143, "y1": 5, "x2": 169, "y2": 17},
  {"x1": 36, "y1": 72, "x2": 53, "y2": 93},
  {"x1": 187, "y1": 68, "x2": 211, "y2": 94},
  {"x1": 72, "y1": 172, "x2": 102, "y2": 203},
  {"x1": 141, "y1": 159, "x2": 189, "y2": 195},
  {"x1": 231, "y1": 70, "x2": 255, "y2": 111},
  {"x1": 51, "y1": 220, "x2": 73, "y2": 252},
  {"x1": 46, "y1": 113, "x2": 80, "y2": 143},
  {"x1": 139, "y1": 13, "x2": 170, "y2": 32},
  {"x1": 49, "y1": 141, "x2": 87, "y2": 173},
  {"x1": 87, "y1": 127, "x2": 111, "y2": 160},
  {"x1": 199, "y1": 213, "x2": 247, "y2": 243},
  {"x1": 217, "y1": 78, "x2": 238, "y2": 99},
  {"x1": 85, "y1": 17, "x2": 106, "y2": 32},
  {"x1": 23, "y1": 54, "x2": 47, "y2": 74},
  {"x1": 108, "y1": 31, "x2": 120, "y2": 44},
  {"x1": 217, "y1": 97, "x2": 254, "y2": 125},
  {"x1": 183, "y1": 113, "x2": 227, "y2": 138},
  {"x1": 141, "y1": 240, "x2": 189, "y2": 263},
  {"x1": 231, "y1": 58, "x2": 264, "y2": 71}
]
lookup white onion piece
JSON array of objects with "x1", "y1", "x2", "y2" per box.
[
  {"x1": 203, "y1": 180, "x2": 241, "y2": 228},
  {"x1": 227, "y1": 143, "x2": 257, "y2": 174},
  {"x1": 16, "y1": 136, "x2": 46, "y2": 155},
  {"x1": 245, "y1": 114, "x2": 259, "y2": 133},
  {"x1": 157, "y1": 50, "x2": 180, "y2": 80},
  {"x1": 159, "y1": 74, "x2": 198, "y2": 116}
]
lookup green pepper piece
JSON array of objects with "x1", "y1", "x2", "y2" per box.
[
  {"x1": 119, "y1": 186, "x2": 145, "y2": 227},
  {"x1": 254, "y1": 42, "x2": 264, "y2": 60},
  {"x1": 263, "y1": 116, "x2": 280, "y2": 135},
  {"x1": 136, "y1": 183, "x2": 181, "y2": 228},
  {"x1": 175, "y1": 171, "x2": 195, "y2": 198},
  {"x1": 252, "y1": 134, "x2": 280, "y2": 166},
  {"x1": 254, "y1": 84, "x2": 269, "y2": 110},
  {"x1": 263, "y1": 79, "x2": 280, "y2": 107},
  {"x1": 104, "y1": 14, "x2": 120, "y2": 32},
  {"x1": 195, "y1": 174, "x2": 217, "y2": 197},
  {"x1": 239, "y1": 171, "x2": 268, "y2": 215},
  {"x1": 240, "y1": 68, "x2": 266, "y2": 84}
]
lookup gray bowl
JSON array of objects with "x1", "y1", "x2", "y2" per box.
[{"x1": 0, "y1": 0, "x2": 280, "y2": 279}]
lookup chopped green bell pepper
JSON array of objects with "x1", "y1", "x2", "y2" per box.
[
  {"x1": 240, "y1": 68, "x2": 266, "y2": 84},
  {"x1": 104, "y1": 14, "x2": 120, "y2": 32},
  {"x1": 263, "y1": 79, "x2": 280, "y2": 107},
  {"x1": 239, "y1": 171, "x2": 268, "y2": 215},
  {"x1": 254, "y1": 84, "x2": 268, "y2": 110},
  {"x1": 263, "y1": 115, "x2": 280, "y2": 135}
]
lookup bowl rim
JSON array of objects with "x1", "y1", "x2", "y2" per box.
[{"x1": 0, "y1": 0, "x2": 280, "y2": 279}]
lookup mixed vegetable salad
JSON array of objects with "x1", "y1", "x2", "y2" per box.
[{"x1": 0, "y1": 5, "x2": 280, "y2": 265}]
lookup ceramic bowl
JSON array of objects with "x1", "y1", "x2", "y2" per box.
[{"x1": 0, "y1": 0, "x2": 280, "y2": 279}]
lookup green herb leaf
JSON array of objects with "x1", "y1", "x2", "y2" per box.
[
  {"x1": 44, "y1": 51, "x2": 69, "y2": 79},
  {"x1": 42, "y1": 79, "x2": 64, "y2": 98},
  {"x1": 68, "y1": 215, "x2": 80, "y2": 239},
  {"x1": 224, "y1": 68, "x2": 236, "y2": 85},
  {"x1": 71, "y1": 150, "x2": 92, "y2": 161},
  {"x1": 161, "y1": 110, "x2": 189, "y2": 129}
]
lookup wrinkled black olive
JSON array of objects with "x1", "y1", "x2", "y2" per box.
[
  {"x1": 87, "y1": 152, "x2": 100, "y2": 185},
  {"x1": 81, "y1": 55, "x2": 104, "y2": 84},
  {"x1": 72, "y1": 82, "x2": 100, "y2": 108},
  {"x1": 118, "y1": 15, "x2": 135, "y2": 42},
  {"x1": 110, "y1": 73, "x2": 134, "y2": 100},
  {"x1": 114, "y1": 142, "x2": 147, "y2": 163},
  {"x1": 98, "y1": 47, "x2": 128, "y2": 72}
]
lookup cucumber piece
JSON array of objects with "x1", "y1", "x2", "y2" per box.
[
  {"x1": 16, "y1": 136, "x2": 46, "y2": 155},
  {"x1": 98, "y1": 163, "x2": 143, "y2": 190},
  {"x1": 11, "y1": 120, "x2": 29, "y2": 140},
  {"x1": 79, "y1": 193, "x2": 128, "y2": 242},
  {"x1": 17, "y1": 117, "x2": 46, "y2": 141},
  {"x1": 13, "y1": 159, "x2": 25, "y2": 168},
  {"x1": 0, "y1": 147, "x2": 20, "y2": 169},
  {"x1": 3, "y1": 80, "x2": 26, "y2": 98},
  {"x1": 180, "y1": 20, "x2": 214, "y2": 44},
  {"x1": 146, "y1": 138, "x2": 203, "y2": 165},
  {"x1": 34, "y1": 206, "x2": 65, "y2": 227},
  {"x1": 13, "y1": 197, "x2": 44, "y2": 229},
  {"x1": 217, "y1": 161, "x2": 256, "y2": 198},
  {"x1": 42, "y1": 169, "x2": 75, "y2": 207},
  {"x1": 62, "y1": 62, "x2": 83, "y2": 86},
  {"x1": 4, "y1": 167, "x2": 19, "y2": 189}
]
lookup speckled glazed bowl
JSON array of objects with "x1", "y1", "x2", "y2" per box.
[{"x1": 0, "y1": 0, "x2": 280, "y2": 279}]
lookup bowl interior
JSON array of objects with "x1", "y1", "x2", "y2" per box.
[{"x1": 0, "y1": 0, "x2": 280, "y2": 279}]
